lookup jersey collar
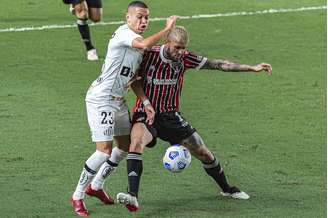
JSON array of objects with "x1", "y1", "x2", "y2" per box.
[{"x1": 160, "y1": 45, "x2": 174, "y2": 63}]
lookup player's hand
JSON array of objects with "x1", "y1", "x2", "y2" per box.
[
  {"x1": 165, "y1": 15, "x2": 178, "y2": 31},
  {"x1": 144, "y1": 104, "x2": 155, "y2": 125},
  {"x1": 252, "y1": 63, "x2": 272, "y2": 75}
]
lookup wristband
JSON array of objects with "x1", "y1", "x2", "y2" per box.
[{"x1": 143, "y1": 99, "x2": 151, "y2": 106}]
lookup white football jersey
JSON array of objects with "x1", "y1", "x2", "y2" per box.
[{"x1": 85, "y1": 24, "x2": 144, "y2": 104}]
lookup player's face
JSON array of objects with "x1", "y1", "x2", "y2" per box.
[
  {"x1": 166, "y1": 41, "x2": 187, "y2": 61},
  {"x1": 126, "y1": 7, "x2": 149, "y2": 34}
]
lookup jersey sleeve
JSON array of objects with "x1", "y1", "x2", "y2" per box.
[
  {"x1": 138, "y1": 51, "x2": 150, "y2": 77},
  {"x1": 119, "y1": 28, "x2": 142, "y2": 47},
  {"x1": 183, "y1": 51, "x2": 208, "y2": 70}
]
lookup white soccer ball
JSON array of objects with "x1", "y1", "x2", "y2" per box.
[{"x1": 163, "y1": 145, "x2": 191, "y2": 173}]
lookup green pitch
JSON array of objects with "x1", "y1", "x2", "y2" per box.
[{"x1": 0, "y1": 0, "x2": 326, "y2": 217}]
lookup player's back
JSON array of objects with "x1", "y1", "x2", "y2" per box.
[{"x1": 86, "y1": 24, "x2": 144, "y2": 105}]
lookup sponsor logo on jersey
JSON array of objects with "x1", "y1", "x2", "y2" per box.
[{"x1": 147, "y1": 76, "x2": 178, "y2": 85}]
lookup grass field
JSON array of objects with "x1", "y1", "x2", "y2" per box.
[{"x1": 0, "y1": 0, "x2": 326, "y2": 217}]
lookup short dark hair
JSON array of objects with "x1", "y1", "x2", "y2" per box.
[{"x1": 128, "y1": 1, "x2": 148, "y2": 9}]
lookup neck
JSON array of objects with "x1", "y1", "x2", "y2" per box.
[
  {"x1": 163, "y1": 45, "x2": 175, "y2": 61},
  {"x1": 126, "y1": 23, "x2": 140, "y2": 34}
]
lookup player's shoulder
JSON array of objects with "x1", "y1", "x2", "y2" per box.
[{"x1": 115, "y1": 24, "x2": 141, "y2": 36}]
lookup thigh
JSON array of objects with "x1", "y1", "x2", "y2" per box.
[
  {"x1": 130, "y1": 122, "x2": 154, "y2": 152},
  {"x1": 114, "y1": 135, "x2": 130, "y2": 152},
  {"x1": 131, "y1": 112, "x2": 157, "y2": 148},
  {"x1": 180, "y1": 132, "x2": 214, "y2": 163},
  {"x1": 86, "y1": 103, "x2": 115, "y2": 142}
]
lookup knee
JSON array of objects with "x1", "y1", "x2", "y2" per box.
[
  {"x1": 193, "y1": 146, "x2": 214, "y2": 163},
  {"x1": 89, "y1": 9, "x2": 102, "y2": 22},
  {"x1": 90, "y1": 14, "x2": 101, "y2": 22},
  {"x1": 202, "y1": 151, "x2": 215, "y2": 163},
  {"x1": 129, "y1": 137, "x2": 144, "y2": 153},
  {"x1": 117, "y1": 143, "x2": 130, "y2": 152},
  {"x1": 96, "y1": 142, "x2": 112, "y2": 155},
  {"x1": 75, "y1": 7, "x2": 88, "y2": 19}
]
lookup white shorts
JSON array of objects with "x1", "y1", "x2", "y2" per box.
[{"x1": 86, "y1": 101, "x2": 131, "y2": 142}]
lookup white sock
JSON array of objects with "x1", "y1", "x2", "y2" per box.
[
  {"x1": 110, "y1": 147, "x2": 128, "y2": 163},
  {"x1": 73, "y1": 150, "x2": 110, "y2": 200},
  {"x1": 91, "y1": 147, "x2": 127, "y2": 190}
]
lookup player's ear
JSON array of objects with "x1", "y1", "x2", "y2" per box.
[{"x1": 164, "y1": 34, "x2": 171, "y2": 44}]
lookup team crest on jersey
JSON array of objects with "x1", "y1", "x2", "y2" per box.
[
  {"x1": 149, "y1": 65, "x2": 156, "y2": 73},
  {"x1": 97, "y1": 77, "x2": 103, "y2": 83},
  {"x1": 170, "y1": 62, "x2": 183, "y2": 74}
]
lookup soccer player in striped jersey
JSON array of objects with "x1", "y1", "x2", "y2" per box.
[{"x1": 108, "y1": 26, "x2": 272, "y2": 211}]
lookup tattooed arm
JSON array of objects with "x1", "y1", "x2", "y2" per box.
[{"x1": 201, "y1": 59, "x2": 272, "y2": 75}]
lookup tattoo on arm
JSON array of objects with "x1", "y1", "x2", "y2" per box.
[{"x1": 202, "y1": 59, "x2": 252, "y2": 72}]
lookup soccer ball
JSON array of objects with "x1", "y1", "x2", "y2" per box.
[{"x1": 162, "y1": 145, "x2": 191, "y2": 173}]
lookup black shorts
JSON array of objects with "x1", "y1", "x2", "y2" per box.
[
  {"x1": 132, "y1": 111, "x2": 196, "y2": 147},
  {"x1": 69, "y1": 0, "x2": 102, "y2": 8}
]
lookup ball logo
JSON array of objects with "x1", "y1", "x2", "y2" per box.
[
  {"x1": 169, "y1": 151, "x2": 179, "y2": 160},
  {"x1": 164, "y1": 162, "x2": 171, "y2": 170},
  {"x1": 177, "y1": 161, "x2": 187, "y2": 169}
]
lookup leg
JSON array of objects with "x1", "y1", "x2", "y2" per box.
[
  {"x1": 71, "y1": 103, "x2": 116, "y2": 216},
  {"x1": 181, "y1": 132, "x2": 230, "y2": 192},
  {"x1": 117, "y1": 122, "x2": 154, "y2": 212},
  {"x1": 181, "y1": 132, "x2": 249, "y2": 199},
  {"x1": 127, "y1": 123, "x2": 153, "y2": 196},
  {"x1": 71, "y1": 141, "x2": 113, "y2": 216},
  {"x1": 88, "y1": 107, "x2": 131, "y2": 203},
  {"x1": 88, "y1": 7, "x2": 102, "y2": 22},
  {"x1": 72, "y1": 141, "x2": 113, "y2": 200},
  {"x1": 86, "y1": 0, "x2": 102, "y2": 22},
  {"x1": 74, "y1": 1, "x2": 98, "y2": 60},
  {"x1": 90, "y1": 135, "x2": 129, "y2": 191}
]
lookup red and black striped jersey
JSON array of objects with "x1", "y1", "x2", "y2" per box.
[{"x1": 133, "y1": 45, "x2": 207, "y2": 113}]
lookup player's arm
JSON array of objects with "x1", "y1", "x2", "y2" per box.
[
  {"x1": 131, "y1": 76, "x2": 155, "y2": 125},
  {"x1": 132, "y1": 16, "x2": 178, "y2": 50},
  {"x1": 201, "y1": 59, "x2": 272, "y2": 75}
]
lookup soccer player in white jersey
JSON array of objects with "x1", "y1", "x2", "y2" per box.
[
  {"x1": 63, "y1": 0, "x2": 103, "y2": 61},
  {"x1": 70, "y1": 1, "x2": 178, "y2": 216}
]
